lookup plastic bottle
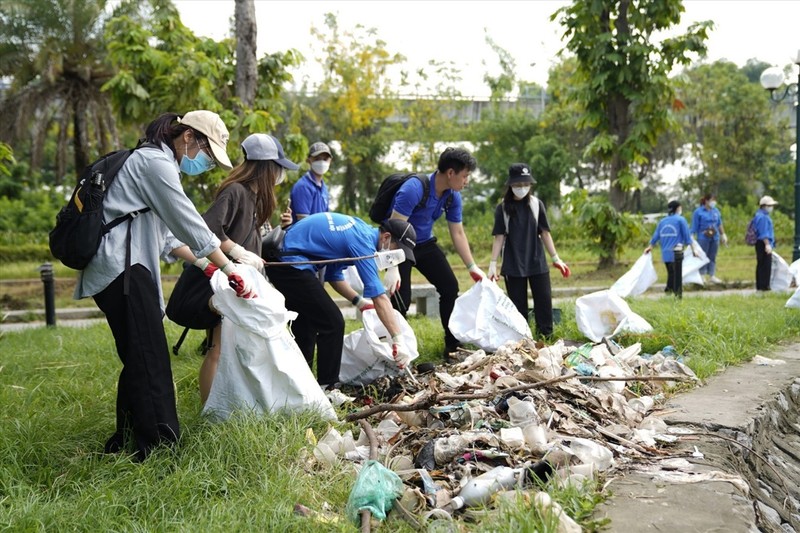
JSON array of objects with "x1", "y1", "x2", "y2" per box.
[
  {"x1": 448, "y1": 466, "x2": 521, "y2": 510},
  {"x1": 507, "y1": 397, "x2": 539, "y2": 427},
  {"x1": 374, "y1": 249, "x2": 406, "y2": 270}
]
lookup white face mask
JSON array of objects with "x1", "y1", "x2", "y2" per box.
[
  {"x1": 765, "y1": 206, "x2": 774, "y2": 213},
  {"x1": 709, "y1": 201, "x2": 717, "y2": 209},
  {"x1": 311, "y1": 160, "x2": 330, "y2": 175},
  {"x1": 512, "y1": 186, "x2": 530, "y2": 199},
  {"x1": 276, "y1": 168, "x2": 286, "y2": 185}
]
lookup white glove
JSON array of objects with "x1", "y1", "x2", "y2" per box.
[
  {"x1": 488, "y1": 260, "x2": 498, "y2": 281},
  {"x1": 352, "y1": 295, "x2": 375, "y2": 311},
  {"x1": 691, "y1": 244, "x2": 701, "y2": 257},
  {"x1": 392, "y1": 336, "x2": 412, "y2": 369},
  {"x1": 383, "y1": 265, "x2": 401, "y2": 295},
  {"x1": 468, "y1": 263, "x2": 485, "y2": 283},
  {"x1": 221, "y1": 261, "x2": 257, "y2": 299},
  {"x1": 721, "y1": 233, "x2": 728, "y2": 246},
  {"x1": 229, "y1": 244, "x2": 265, "y2": 275},
  {"x1": 765, "y1": 242, "x2": 773, "y2": 255}
]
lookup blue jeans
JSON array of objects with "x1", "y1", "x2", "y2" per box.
[{"x1": 697, "y1": 236, "x2": 719, "y2": 275}]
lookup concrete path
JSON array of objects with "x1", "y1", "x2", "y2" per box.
[{"x1": 595, "y1": 344, "x2": 800, "y2": 532}]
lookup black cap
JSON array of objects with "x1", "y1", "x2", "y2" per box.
[
  {"x1": 667, "y1": 200, "x2": 681, "y2": 213},
  {"x1": 508, "y1": 163, "x2": 535, "y2": 185},
  {"x1": 380, "y1": 219, "x2": 417, "y2": 264}
]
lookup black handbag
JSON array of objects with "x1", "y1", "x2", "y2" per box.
[{"x1": 165, "y1": 263, "x2": 220, "y2": 330}]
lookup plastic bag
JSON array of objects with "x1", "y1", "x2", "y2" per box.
[
  {"x1": 575, "y1": 290, "x2": 653, "y2": 342},
  {"x1": 683, "y1": 238, "x2": 709, "y2": 286},
  {"x1": 202, "y1": 266, "x2": 337, "y2": 421},
  {"x1": 786, "y1": 286, "x2": 800, "y2": 308},
  {"x1": 789, "y1": 258, "x2": 800, "y2": 287},
  {"x1": 609, "y1": 253, "x2": 658, "y2": 297},
  {"x1": 345, "y1": 460, "x2": 404, "y2": 524},
  {"x1": 449, "y1": 281, "x2": 532, "y2": 351},
  {"x1": 343, "y1": 265, "x2": 364, "y2": 294},
  {"x1": 771, "y1": 252, "x2": 793, "y2": 292},
  {"x1": 339, "y1": 309, "x2": 418, "y2": 385}
]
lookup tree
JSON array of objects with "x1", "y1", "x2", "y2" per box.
[
  {"x1": 554, "y1": 0, "x2": 712, "y2": 213},
  {"x1": 676, "y1": 60, "x2": 789, "y2": 207},
  {"x1": 0, "y1": 0, "x2": 136, "y2": 182},
  {"x1": 310, "y1": 15, "x2": 405, "y2": 212},
  {"x1": 234, "y1": 0, "x2": 257, "y2": 108}
]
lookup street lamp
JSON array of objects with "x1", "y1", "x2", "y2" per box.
[{"x1": 760, "y1": 53, "x2": 800, "y2": 261}]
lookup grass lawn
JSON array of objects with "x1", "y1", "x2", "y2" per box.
[{"x1": 2, "y1": 291, "x2": 798, "y2": 530}]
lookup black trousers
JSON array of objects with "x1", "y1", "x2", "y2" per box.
[
  {"x1": 504, "y1": 273, "x2": 553, "y2": 337},
  {"x1": 266, "y1": 266, "x2": 344, "y2": 386},
  {"x1": 394, "y1": 239, "x2": 460, "y2": 349},
  {"x1": 93, "y1": 264, "x2": 179, "y2": 461},
  {"x1": 755, "y1": 241, "x2": 771, "y2": 291}
]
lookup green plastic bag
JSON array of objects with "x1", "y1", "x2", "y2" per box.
[{"x1": 345, "y1": 460, "x2": 404, "y2": 524}]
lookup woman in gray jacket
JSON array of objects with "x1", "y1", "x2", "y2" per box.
[{"x1": 75, "y1": 111, "x2": 254, "y2": 461}]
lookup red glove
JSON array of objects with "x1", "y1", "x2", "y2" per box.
[
  {"x1": 221, "y1": 262, "x2": 257, "y2": 299},
  {"x1": 552, "y1": 256, "x2": 571, "y2": 278},
  {"x1": 468, "y1": 263, "x2": 486, "y2": 283},
  {"x1": 193, "y1": 258, "x2": 218, "y2": 279},
  {"x1": 353, "y1": 295, "x2": 375, "y2": 311}
]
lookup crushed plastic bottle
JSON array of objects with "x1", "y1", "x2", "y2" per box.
[
  {"x1": 507, "y1": 396, "x2": 539, "y2": 427},
  {"x1": 447, "y1": 466, "x2": 521, "y2": 510}
]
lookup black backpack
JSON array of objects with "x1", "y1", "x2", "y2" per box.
[
  {"x1": 49, "y1": 142, "x2": 154, "y2": 270},
  {"x1": 368, "y1": 172, "x2": 452, "y2": 223}
]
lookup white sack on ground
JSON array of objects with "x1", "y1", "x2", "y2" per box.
[
  {"x1": 789, "y1": 258, "x2": 800, "y2": 287},
  {"x1": 682, "y1": 238, "x2": 709, "y2": 286},
  {"x1": 449, "y1": 280, "x2": 532, "y2": 351},
  {"x1": 771, "y1": 252, "x2": 793, "y2": 292},
  {"x1": 786, "y1": 286, "x2": 800, "y2": 308},
  {"x1": 340, "y1": 309, "x2": 419, "y2": 385},
  {"x1": 575, "y1": 290, "x2": 653, "y2": 343},
  {"x1": 203, "y1": 266, "x2": 336, "y2": 421},
  {"x1": 609, "y1": 253, "x2": 658, "y2": 297}
]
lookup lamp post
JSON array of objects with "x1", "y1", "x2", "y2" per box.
[{"x1": 760, "y1": 53, "x2": 800, "y2": 261}]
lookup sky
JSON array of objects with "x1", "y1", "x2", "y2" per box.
[{"x1": 174, "y1": 0, "x2": 800, "y2": 98}]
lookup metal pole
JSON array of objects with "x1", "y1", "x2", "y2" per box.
[
  {"x1": 794, "y1": 69, "x2": 800, "y2": 262},
  {"x1": 39, "y1": 262, "x2": 56, "y2": 327}
]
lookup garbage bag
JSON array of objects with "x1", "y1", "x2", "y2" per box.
[
  {"x1": 789, "y1": 258, "x2": 800, "y2": 287},
  {"x1": 609, "y1": 253, "x2": 658, "y2": 297},
  {"x1": 786, "y1": 286, "x2": 800, "y2": 309},
  {"x1": 771, "y1": 252, "x2": 793, "y2": 292},
  {"x1": 345, "y1": 460, "x2": 404, "y2": 524},
  {"x1": 339, "y1": 309, "x2": 418, "y2": 385},
  {"x1": 575, "y1": 290, "x2": 653, "y2": 343},
  {"x1": 449, "y1": 280, "x2": 532, "y2": 351},
  {"x1": 343, "y1": 265, "x2": 364, "y2": 294},
  {"x1": 683, "y1": 238, "x2": 709, "y2": 286},
  {"x1": 202, "y1": 266, "x2": 337, "y2": 421}
]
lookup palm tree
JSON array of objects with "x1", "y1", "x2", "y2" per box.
[{"x1": 0, "y1": 0, "x2": 133, "y2": 184}]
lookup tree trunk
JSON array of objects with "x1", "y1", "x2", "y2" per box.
[
  {"x1": 235, "y1": 0, "x2": 258, "y2": 108},
  {"x1": 72, "y1": 98, "x2": 90, "y2": 173}
]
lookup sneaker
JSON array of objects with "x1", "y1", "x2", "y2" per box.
[
  {"x1": 710, "y1": 276, "x2": 723, "y2": 284},
  {"x1": 324, "y1": 387, "x2": 355, "y2": 407}
]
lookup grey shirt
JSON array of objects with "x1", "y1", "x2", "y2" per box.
[{"x1": 74, "y1": 143, "x2": 220, "y2": 310}]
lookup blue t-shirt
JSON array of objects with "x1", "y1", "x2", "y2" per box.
[
  {"x1": 691, "y1": 206, "x2": 722, "y2": 242},
  {"x1": 649, "y1": 213, "x2": 691, "y2": 263},
  {"x1": 388, "y1": 173, "x2": 462, "y2": 243},
  {"x1": 290, "y1": 171, "x2": 329, "y2": 222},
  {"x1": 753, "y1": 209, "x2": 775, "y2": 246},
  {"x1": 280, "y1": 212, "x2": 385, "y2": 298}
]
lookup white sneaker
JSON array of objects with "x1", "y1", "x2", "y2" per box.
[{"x1": 710, "y1": 276, "x2": 723, "y2": 284}]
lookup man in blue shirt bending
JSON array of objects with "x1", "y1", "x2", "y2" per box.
[
  {"x1": 383, "y1": 147, "x2": 485, "y2": 361},
  {"x1": 265, "y1": 212, "x2": 416, "y2": 388}
]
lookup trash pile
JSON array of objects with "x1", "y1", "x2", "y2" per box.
[{"x1": 303, "y1": 337, "x2": 700, "y2": 529}]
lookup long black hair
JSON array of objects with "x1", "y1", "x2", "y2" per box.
[{"x1": 143, "y1": 113, "x2": 210, "y2": 159}]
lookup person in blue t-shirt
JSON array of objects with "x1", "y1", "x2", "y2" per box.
[
  {"x1": 384, "y1": 147, "x2": 484, "y2": 361},
  {"x1": 644, "y1": 200, "x2": 696, "y2": 294},
  {"x1": 752, "y1": 195, "x2": 778, "y2": 291},
  {"x1": 691, "y1": 193, "x2": 728, "y2": 284},
  {"x1": 289, "y1": 141, "x2": 332, "y2": 223},
  {"x1": 265, "y1": 212, "x2": 417, "y2": 388}
]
